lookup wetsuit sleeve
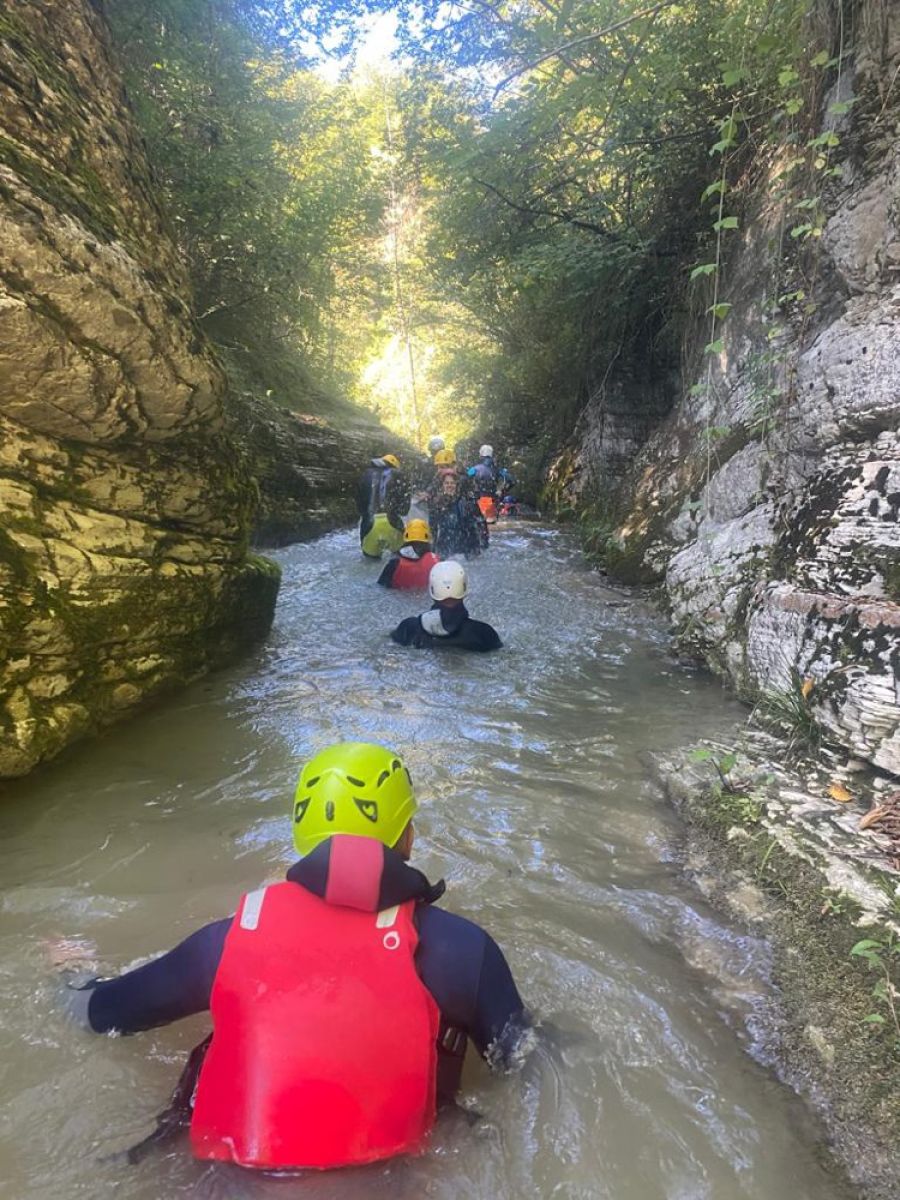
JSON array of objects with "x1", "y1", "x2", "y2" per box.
[
  {"x1": 455, "y1": 619, "x2": 502, "y2": 652},
  {"x1": 415, "y1": 906, "x2": 527, "y2": 1065},
  {"x1": 390, "y1": 616, "x2": 428, "y2": 647},
  {"x1": 377, "y1": 559, "x2": 398, "y2": 588},
  {"x1": 477, "y1": 622, "x2": 503, "y2": 652},
  {"x1": 386, "y1": 472, "x2": 411, "y2": 523},
  {"x1": 82, "y1": 918, "x2": 230, "y2": 1034}
]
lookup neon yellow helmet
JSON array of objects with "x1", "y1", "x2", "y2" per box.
[
  {"x1": 404, "y1": 518, "x2": 432, "y2": 543},
  {"x1": 292, "y1": 742, "x2": 417, "y2": 857}
]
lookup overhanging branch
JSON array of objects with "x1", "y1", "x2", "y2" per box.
[
  {"x1": 474, "y1": 177, "x2": 616, "y2": 238},
  {"x1": 493, "y1": 1, "x2": 678, "y2": 96}
]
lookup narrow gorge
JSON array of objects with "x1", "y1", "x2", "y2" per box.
[
  {"x1": 1, "y1": 1, "x2": 899, "y2": 1197},
  {"x1": 0, "y1": 0, "x2": 397, "y2": 775}
]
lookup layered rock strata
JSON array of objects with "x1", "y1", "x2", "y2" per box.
[
  {"x1": 217, "y1": 341, "x2": 410, "y2": 548},
  {"x1": 0, "y1": 0, "x2": 279, "y2": 776},
  {"x1": 653, "y1": 735, "x2": 900, "y2": 1200},
  {"x1": 553, "y1": 2, "x2": 900, "y2": 774}
]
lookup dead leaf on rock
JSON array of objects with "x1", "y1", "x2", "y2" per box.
[
  {"x1": 827, "y1": 781, "x2": 853, "y2": 803},
  {"x1": 801, "y1": 677, "x2": 815, "y2": 701},
  {"x1": 859, "y1": 806, "x2": 887, "y2": 831}
]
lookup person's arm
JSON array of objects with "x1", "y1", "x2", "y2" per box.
[
  {"x1": 378, "y1": 559, "x2": 398, "y2": 588},
  {"x1": 468, "y1": 930, "x2": 528, "y2": 1064},
  {"x1": 477, "y1": 623, "x2": 503, "y2": 652},
  {"x1": 395, "y1": 473, "x2": 412, "y2": 511},
  {"x1": 356, "y1": 473, "x2": 371, "y2": 518},
  {"x1": 390, "y1": 616, "x2": 419, "y2": 646},
  {"x1": 415, "y1": 906, "x2": 528, "y2": 1067},
  {"x1": 455, "y1": 619, "x2": 502, "y2": 652},
  {"x1": 68, "y1": 918, "x2": 230, "y2": 1034},
  {"x1": 386, "y1": 473, "x2": 411, "y2": 521}
]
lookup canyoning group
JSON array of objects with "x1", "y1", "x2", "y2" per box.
[
  {"x1": 357, "y1": 437, "x2": 518, "y2": 565},
  {"x1": 358, "y1": 438, "x2": 515, "y2": 651},
  {"x1": 65, "y1": 436, "x2": 527, "y2": 1174}
]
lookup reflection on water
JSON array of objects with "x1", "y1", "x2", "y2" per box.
[{"x1": 0, "y1": 526, "x2": 853, "y2": 1199}]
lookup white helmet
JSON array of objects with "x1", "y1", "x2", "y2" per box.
[
  {"x1": 428, "y1": 435, "x2": 445, "y2": 454},
  {"x1": 429, "y1": 560, "x2": 467, "y2": 601},
  {"x1": 479, "y1": 444, "x2": 493, "y2": 458}
]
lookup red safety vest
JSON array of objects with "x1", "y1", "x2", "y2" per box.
[
  {"x1": 190, "y1": 869, "x2": 440, "y2": 1169},
  {"x1": 392, "y1": 551, "x2": 439, "y2": 589}
]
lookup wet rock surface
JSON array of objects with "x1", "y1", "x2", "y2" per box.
[
  {"x1": 652, "y1": 733, "x2": 900, "y2": 1200},
  {"x1": 554, "y1": 0, "x2": 900, "y2": 775},
  {"x1": 0, "y1": 3, "x2": 416, "y2": 777},
  {"x1": 217, "y1": 342, "x2": 410, "y2": 549},
  {"x1": 0, "y1": 0, "x2": 281, "y2": 777}
]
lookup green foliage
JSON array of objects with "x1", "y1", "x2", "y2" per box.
[
  {"x1": 398, "y1": 0, "x2": 824, "y2": 452},
  {"x1": 105, "y1": 0, "x2": 853, "y2": 461},
  {"x1": 689, "y1": 745, "x2": 765, "y2": 825},
  {"x1": 752, "y1": 668, "x2": 824, "y2": 759},
  {"x1": 850, "y1": 937, "x2": 900, "y2": 1045},
  {"x1": 106, "y1": 0, "x2": 389, "y2": 407}
]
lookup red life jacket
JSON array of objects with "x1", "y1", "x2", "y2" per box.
[
  {"x1": 392, "y1": 550, "x2": 439, "y2": 589},
  {"x1": 190, "y1": 845, "x2": 440, "y2": 1170}
]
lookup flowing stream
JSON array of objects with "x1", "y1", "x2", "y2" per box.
[{"x1": 0, "y1": 525, "x2": 854, "y2": 1200}]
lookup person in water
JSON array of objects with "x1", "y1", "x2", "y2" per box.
[
  {"x1": 377, "y1": 518, "x2": 440, "y2": 589},
  {"x1": 390, "y1": 561, "x2": 502, "y2": 652},
  {"x1": 427, "y1": 449, "x2": 486, "y2": 559},
  {"x1": 65, "y1": 742, "x2": 527, "y2": 1170},
  {"x1": 407, "y1": 435, "x2": 447, "y2": 518},
  {"x1": 357, "y1": 453, "x2": 410, "y2": 559},
  {"x1": 467, "y1": 443, "x2": 499, "y2": 524},
  {"x1": 467, "y1": 444, "x2": 498, "y2": 498}
]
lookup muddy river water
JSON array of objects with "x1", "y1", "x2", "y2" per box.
[{"x1": 0, "y1": 526, "x2": 854, "y2": 1199}]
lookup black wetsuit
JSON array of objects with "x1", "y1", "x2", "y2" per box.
[
  {"x1": 356, "y1": 460, "x2": 409, "y2": 544},
  {"x1": 390, "y1": 602, "x2": 502, "y2": 652},
  {"x1": 73, "y1": 842, "x2": 524, "y2": 1104},
  {"x1": 377, "y1": 556, "x2": 402, "y2": 587}
]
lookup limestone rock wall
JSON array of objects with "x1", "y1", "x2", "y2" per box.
[
  {"x1": 214, "y1": 337, "x2": 411, "y2": 548},
  {"x1": 554, "y1": 1, "x2": 900, "y2": 775},
  {"x1": 544, "y1": 362, "x2": 675, "y2": 511},
  {"x1": 0, "y1": 0, "x2": 279, "y2": 777},
  {"x1": 242, "y1": 398, "x2": 409, "y2": 548}
]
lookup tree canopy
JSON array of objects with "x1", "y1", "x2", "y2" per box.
[{"x1": 107, "y1": 0, "x2": 826, "y2": 458}]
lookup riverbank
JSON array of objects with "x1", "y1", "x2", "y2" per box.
[{"x1": 651, "y1": 730, "x2": 900, "y2": 1200}]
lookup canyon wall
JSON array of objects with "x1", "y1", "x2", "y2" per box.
[
  {"x1": 0, "y1": 0, "x2": 370, "y2": 777},
  {"x1": 551, "y1": 0, "x2": 899, "y2": 775}
]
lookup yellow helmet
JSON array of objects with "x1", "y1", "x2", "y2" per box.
[
  {"x1": 404, "y1": 518, "x2": 432, "y2": 543},
  {"x1": 434, "y1": 449, "x2": 455, "y2": 466},
  {"x1": 382, "y1": 453, "x2": 400, "y2": 469},
  {"x1": 292, "y1": 742, "x2": 417, "y2": 857}
]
